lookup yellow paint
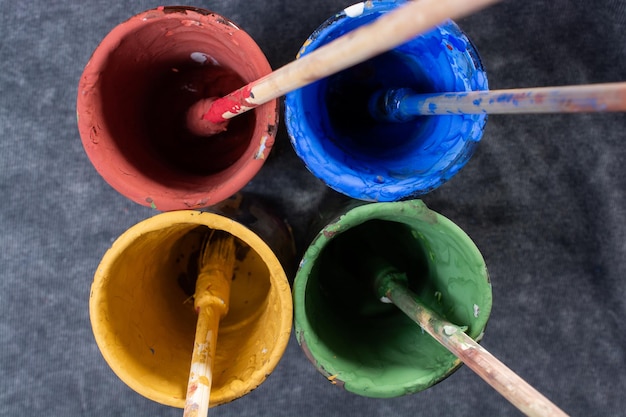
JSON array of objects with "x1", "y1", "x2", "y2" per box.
[
  {"x1": 296, "y1": 38, "x2": 312, "y2": 59},
  {"x1": 89, "y1": 210, "x2": 292, "y2": 408},
  {"x1": 184, "y1": 233, "x2": 235, "y2": 416}
]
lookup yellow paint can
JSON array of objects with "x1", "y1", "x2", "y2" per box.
[{"x1": 89, "y1": 207, "x2": 293, "y2": 408}]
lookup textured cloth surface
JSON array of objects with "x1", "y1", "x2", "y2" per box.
[{"x1": 1, "y1": 1, "x2": 625, "y2": 416}]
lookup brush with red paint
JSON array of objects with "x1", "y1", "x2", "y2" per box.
[{"x1": 185, "y1": 0, "x2": 502, "y2": 136}]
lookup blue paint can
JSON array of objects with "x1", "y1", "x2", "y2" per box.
[{"x1": 285, "y1": 0, "x2": 488, "y2": 201}]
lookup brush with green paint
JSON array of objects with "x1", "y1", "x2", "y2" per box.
[
  {"x1": 294, "y1": 200, "x2": 568, "y2": 416},
  {"x1": 365, "y1": 254, "x2": 569, "y2": 417}
]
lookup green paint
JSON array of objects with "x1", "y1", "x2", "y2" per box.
[{"x1": 293, "y1": 200, "x2": 492, "y2": 398}]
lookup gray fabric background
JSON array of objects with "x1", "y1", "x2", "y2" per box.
[{"x1": 1, "y1": 0, "x2": 625, "y2": 416}]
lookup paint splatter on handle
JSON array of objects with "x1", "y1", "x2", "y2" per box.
[
  {"x1": 378, "y1": 274, "x2": 570, "y2": 417},
  {"x1": 372, "y1": 82, "x2": 626, "y2": 119}
]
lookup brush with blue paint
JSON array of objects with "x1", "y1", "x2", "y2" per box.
[
  {"x1": 186, "y1": 0, "x2": 501, "y2": 136},
  {"x1": 369, "y1": 82, "x2": 626, "y2": 121}
]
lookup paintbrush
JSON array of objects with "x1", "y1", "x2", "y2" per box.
[
  {"x1": 368, "y1": 82, "x2": 626, "y2": 121},
  {"x1": 367, "y1": 259, "x2": 569, "y2": 417},
  {"x1": 185, "y1": 0, "x2": 501, "y2": 136},
  {"x1": 183, "y1": 230, "x2": 236, "y2": 417}
]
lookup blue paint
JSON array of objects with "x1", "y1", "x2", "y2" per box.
[
  {"x1": 428, "y1": 102, "x2": 438, "y2": 112},
  {"x1": 284, "y1": 0, "x2": 488, "y2": 201},
  {"x1": 447, "y1": 34, "x2": 468, "y2": 52}
]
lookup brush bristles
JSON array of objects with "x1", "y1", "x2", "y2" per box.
[
  {"x1": 194, "y1": 230, "x2": 237, "y2": 313},
  {"x1": 199, "y1": 230, "x2": 236, "y2": 271}
]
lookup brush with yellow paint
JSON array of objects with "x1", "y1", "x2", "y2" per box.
[{"x1": 183, "y1": 230, "x2": 236, "y2": 417}]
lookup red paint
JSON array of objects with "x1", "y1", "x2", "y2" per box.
[
  {"x1": 187, "y1": 382, "x2": 198, "y2": 395},
  {"x1": 77, "y1": 7, "x2": 278, "y2": 211},
  {"x1": 186, "y1": 97, "x2": 229, "y2": 136},
  {"x1": 322, "y1": 230, "x2": 336, "y2": 238},
  {"x1": 147, "y1": 64, "x2": 253, "y2": 171},
  {"x1": 201, "y1": 84, "x2": 255, "y2": 123},
  {"x1": 512, "y1": 92, "x2": 530, "y2": 105}
]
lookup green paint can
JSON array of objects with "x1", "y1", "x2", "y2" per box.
[{"x1": 293, "y1": 199, "x2": 492, "y2": 398}]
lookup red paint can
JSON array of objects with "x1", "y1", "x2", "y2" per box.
[{"x1": 77, "y1": 6, "x2": 278, "y2": 211}]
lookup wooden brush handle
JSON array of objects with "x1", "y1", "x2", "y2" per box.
[
  {"x1": 373, "y1": 82, "x2": 626, "y2": 119},
  {"x1": 378, "y1": 275, "x2": 569, "y2": 417},
  {"x1": 184, "y1": 306, "x2": 220, "y2": 417},
  {"x1": 202, "y1": 0, "x2": 501, "y2": 123},
  {"x1": 183, "y1": 233, "x2": 236, "y2": 417}
]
